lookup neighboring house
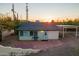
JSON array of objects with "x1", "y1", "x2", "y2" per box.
[
  {"x1": 2, "y1": 30, "x2": 14, "y2": 37},
  {"x1": 16, "y1": 21, "x2": 62, "y2": 40}
]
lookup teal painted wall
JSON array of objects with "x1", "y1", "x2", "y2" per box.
[
  {"x1": 19, "y1": 31, "x2": 47, "y2": 40},
  {"x1": 19, "y1": 31, "x2": 33, "y2": 40}
]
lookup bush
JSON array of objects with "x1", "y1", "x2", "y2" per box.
[{"x1": 71, "y1": 48, "x2": 79, "y2": 55}]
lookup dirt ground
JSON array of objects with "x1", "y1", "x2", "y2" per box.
[
  {"x1": 0, "y1": 34, "x2": 64, "y2": 50},
  {"x1": 0, "y1": 33, "x2": 79, "y2": 56},
  {"x1": 29, "y1": 34, "x2": 79, "y2": 56}
]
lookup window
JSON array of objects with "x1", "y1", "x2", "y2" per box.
[
  {"x1": 24, "y1": 31, "x2": 29, "y2": 36},
  {"x1": 30, "y1": 31, "x2": 33, "y2": 36},
  {"x1": 20, "y1": 31, "x2": 23, "y2": 36}
]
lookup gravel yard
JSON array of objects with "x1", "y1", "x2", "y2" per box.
[
  {"x1": 29, "y1": 34, "x2": 79, "y2": 56},
  {"x1": 0, "y1": 33, "x2": 79, "y2": 56},
  {"x1": 0, "y1": 34, "x2": 64, "y2": 50}
]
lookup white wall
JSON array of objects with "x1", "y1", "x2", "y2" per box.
[
  {"x1": 47, "y1": 31, "x2": 59, "y2": 39},
  {"x1": 0, "y1": 45, "x2": 40, "y2": 56},
  {"x1": 38, "y1": 31, "x2": 59, "y2": 40}
]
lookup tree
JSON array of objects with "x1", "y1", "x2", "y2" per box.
[
  {"x1": 67, "y1": 20, "x2": 73, "y2": 25},
  {"x1": 51, "y1": 20, "x2": 54, "y2": 23}
]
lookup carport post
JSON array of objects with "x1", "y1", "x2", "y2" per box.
[
  {"x1": 0, "y1": 25, "x2": 2, "y2": 42},
  {"x1": 76, "y1": 26, "x2": 78, "y2": 38},
  {"x1": 62, "y1": 26, "x2": 64, "y2": 39}
]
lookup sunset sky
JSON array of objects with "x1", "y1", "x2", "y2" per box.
[{"x1": 0, "y1": 3, "x2": 79, "y2": 22}]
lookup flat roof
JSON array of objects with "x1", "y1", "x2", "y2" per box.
[
  {"x1": 16, "y1": 22, "x2": 62, "y2": 31},
  {"x1": 57, "y1": 25, "x2": 79, "y2": 28}
]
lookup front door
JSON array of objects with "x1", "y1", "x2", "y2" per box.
[{"x1": 33, "y1": 31, "x2": 38, "y2": 40}]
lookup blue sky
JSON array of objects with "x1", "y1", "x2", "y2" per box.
[{"x1": 0, "y1": 3, "x2": 79, "y2": 22}]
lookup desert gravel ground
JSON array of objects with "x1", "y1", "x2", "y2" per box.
[
  {"x1": 29, "y1": 36, "x2": 79, "y2": 56},
  {"x1": 1, "y1": 33, "x2": 79, "y2": 56}
]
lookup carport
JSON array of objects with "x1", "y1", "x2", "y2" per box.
[
  {"x1": 62, "y1": 25, "x2": 79, "y2": 39},
  {"x1": 58, "y1": 25, "x2": 79, "y2": 39}
]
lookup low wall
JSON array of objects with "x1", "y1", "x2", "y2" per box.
[
  {"x1": 2, "y1": 30, "x2": 14, "y2": 37},
  {"x1": 0, "y1": 45, "x2": 41, "y2": 56}
]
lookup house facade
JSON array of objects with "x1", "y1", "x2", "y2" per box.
[{"x1": 17, "y1": 22, "x2": 61, "y2": 40}]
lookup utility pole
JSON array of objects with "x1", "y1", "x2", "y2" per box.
[
  {"x1": 12, "y1": 3, "x2": 16, "y2": 21},
  {"x1": 17, "y1": 13, "x2": 18, "y2": 20},
  {"x1": 26, "y1": 3, "x2": 28, "y2": 22},
  {"x1": 11, "y1": 3, "x2": 17, "y2": 34}
]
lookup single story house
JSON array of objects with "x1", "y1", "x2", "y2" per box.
[{"x1": 16, "y1": 21, "x2": 62, "y2": 40}]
